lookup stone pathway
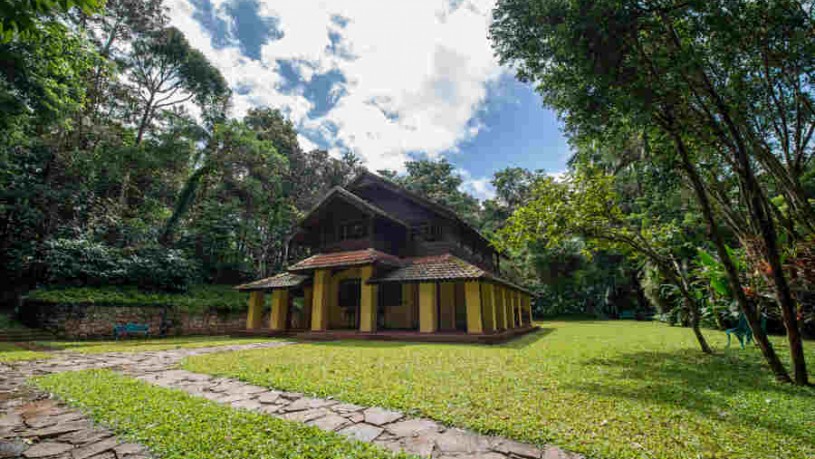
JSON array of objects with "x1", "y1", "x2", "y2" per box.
[{"x1": 2, "y1": 342, "x2": 584, "y2": 459}]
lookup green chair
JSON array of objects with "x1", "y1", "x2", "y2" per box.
[{"x1": 725, "y1": 312, "x2": 767, "y2": 349}]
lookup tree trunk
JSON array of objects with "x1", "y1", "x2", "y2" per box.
[
  {"x1": 742, "y1": 169, "x2": 809, "y2": 385},
  {"x1": 669, "y1": 128, "x2": 792, "y2": 383},
  {"x1": 685, "y1": 296, "x2": 712, "y2": 354}
]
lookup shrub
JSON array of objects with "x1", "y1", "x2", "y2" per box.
[
  {"x1": 43, "y1": 238, "x2": 199, "y2": 292},
  {"x1": 44, "y1": 239, "x2": 125, "y2": 286},
  {"x1": 124, "y1": 246, "x2": 199, "y2": 292},
  {"x1": 27, "y1": 284, "x2": 247, "y2": 313}
]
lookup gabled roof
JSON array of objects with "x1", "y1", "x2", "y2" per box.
[
  {"x1": 346, "y1": 170, "x2": 496, "y2": 252},
  {"x1": 288, "y1": 249, "x2": 404, "y2": 272},
  {"x1": 368, "y1": 253, "x2": 532, "y2": 295},
  {"x1": 299, "y1": 186, "x2": 408, "y2": 228},
  {"x1": 235, "y1": 272, "x2": 309, "y2": 291}
]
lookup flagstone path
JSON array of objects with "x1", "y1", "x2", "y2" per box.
[{"x1": 1, "y1": 342, "x2": 583, "y2": 459}]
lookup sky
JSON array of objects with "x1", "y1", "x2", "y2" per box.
[{"x1": 166, "y1": 0, "x2": 571, "y2": 199}]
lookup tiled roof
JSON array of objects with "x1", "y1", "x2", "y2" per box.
[
  {"x1": 369, "y1": 254, "x2": 485, "y2": 282},
  {"x1": 287, "y1": 249, "x2": 403, "y2": 272},
  {"x1": 368, "y1": 254, "x2": 533, "y2": 294},
  {"x1": 235, "y1": 272, "x2": 309, "y2": 291}
]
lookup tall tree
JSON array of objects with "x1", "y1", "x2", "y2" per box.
[
  {"x1": 490, "y1": 0, "x2": 809, "y2": 384},
  {"x1": 497, "y1": 167, "x2": 713, "y2": 353}
]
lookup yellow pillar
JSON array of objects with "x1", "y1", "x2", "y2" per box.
[
  {"x1": 465, "y1": 281, "x2": 483, "y2": 334},
  {"x1": 515, "y1": 291, "x2": 523, "y2": 327},
  {"x1": 246, "y1": 291, "x2": 265, "y2": 329},
  {"x1": 494, "y1": 285, "x2": 505, "y2": 330},
  {"x1": 419, "y1": 282, "x2": 437, "y2": 333},
  {"x1": 270, "y1": 289, "x2": 289, "y2": 331},
  {"x1": 503, "y1": 287, "x2": 513, "y2": 329},
  {"x1": 311, "y1": 269, "x2": 330, "y2": 331},
  {"x1": 526, "y1": 294, "x2": 534, "y2": 325},
  {"x1": 359, "y1": 265, "x2": 378, "y2": 332},
  {"x1": 481, "y1": 283, "x2": 496, "y2": 332}
]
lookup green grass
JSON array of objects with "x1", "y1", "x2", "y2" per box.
[
  {"x1": 38, "y1": 335, "x2": 276, "y2": 354},
  {"x1": 26, "y1": 284, "x2": 248, "y2": 312},
  {"x1": 0, "y1": 342, "x2": 51, "y2": 362},
  {"x1": 32, "y1": 369, "x2": 410, "y2": 459},
  {"x1": 183, "y1": 321, "x2": 815, "y2": 459}
]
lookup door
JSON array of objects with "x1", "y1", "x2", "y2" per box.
[{"x1": 337, "y1": 279, "x2": 361, "y2": 329}]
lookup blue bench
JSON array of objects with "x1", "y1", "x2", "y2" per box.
[
  {"x1": 619, "y1": 310, "x2": 636, "y2": 320},
  {"x1": 113, "y1": 323, "x2": 150, "y2": 340}
]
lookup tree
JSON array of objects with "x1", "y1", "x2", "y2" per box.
[
  {"x1": 129, "y1": 26, "x2": 229, "y2": 146},
  {"x1": 490, "y1": 0, "x2": 809, "y2": 384},
  {"x1": 496, "y1": 168, "x2": 713, "y2": 353},
  {"x1": 0, "y1": 0, "x2": 102, "y2": 41}
]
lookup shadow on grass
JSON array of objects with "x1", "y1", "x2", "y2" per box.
[
  {"x1": 299, "y1": 329, "x2": 557, "y2": 350},
  {"x1": 567, "y1": 349, "x2": 815, "y2": 444},
  {"x1": 498, "y1": 327, "x2": 556, "y2": 349}
]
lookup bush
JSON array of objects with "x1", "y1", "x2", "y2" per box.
[
  {"x1": 125, "y1": 246, "x2": 199, "y2": 291},
  {"x1": 44, "y1": 239, "x2": 199, "y2": 292},
  {"x1": 27, "y1": 284, "x2": 247, "y2": 313},
  {"x1": 44, "y1": 239, "x2": 126, "y2": 286}
]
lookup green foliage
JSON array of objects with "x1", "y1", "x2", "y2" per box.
[
  {"x1": 0, "y1": 313, "x2": 25, "y2": 329},
  {"x1": 0, "y1": 0, "x2": 102, "y2": 42},
  {"x1": 184, "y1": 321, "x2": 815, "y2": 459},
  {"x1": 27, "y1": 284, "x2": 247, "y2": 313},
  {"x1": 43, "y1": 239, "x2": 199, "y2": 291},
  {"x1": 32, "y1": 369, "x2": 409, "y2": 459}
]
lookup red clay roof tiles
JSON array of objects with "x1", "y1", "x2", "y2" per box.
[
  {"x1": 287, "y1": 249, "x2": 403, "y2": 272},
  {"x1": 235, "y1": 272, "x2": 309, "y2": 291}
]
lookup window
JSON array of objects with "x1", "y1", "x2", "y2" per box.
[
  {"x1": 412, "y1": 222, "x2": 443, "y2": 242},
  {"x1": 379, "y1": 283, "x2": 402, "y2": 307},
  {"x1": 338, "y1": 220, "x2": 367, "y2": 240}
]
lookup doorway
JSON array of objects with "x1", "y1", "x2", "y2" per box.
[{"x1": 336, "y1": 279, "x2": 360, "y2": 329}]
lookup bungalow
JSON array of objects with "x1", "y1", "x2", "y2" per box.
[{"x1": 236, "y1": 171, "x2": 535, "y2": 342}]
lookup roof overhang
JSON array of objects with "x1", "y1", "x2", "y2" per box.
[
  {"x1": 367, "y1": 253, "x2": 534, "y2": 295},
  {"x1": 287, "y1": 249, "x2": 404, "y2": 272},
  {"x1": 235, "y1": 272, "x2": 309, "y2": 291}
]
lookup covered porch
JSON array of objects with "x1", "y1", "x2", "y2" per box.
[{"x1": 236, "y1": 251, "x2": 536, "y2": 343}]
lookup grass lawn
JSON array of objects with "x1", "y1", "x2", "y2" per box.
[
  {"x1": 183, "y1": 320, "x2": 815, "y2": 459},
  {"x1": 0, "y1": 342, "x2": 51, "y2": 362},
  {"x1": 39, "y1": 336, "x2": 277, "y2": 354},
  {"x1": 32, "y1": 369, "x2": 409, "y2": 459}
]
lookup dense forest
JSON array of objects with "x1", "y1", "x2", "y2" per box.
[{"x1": 1, "y1": 0, "x2": 813, "y2": 384}]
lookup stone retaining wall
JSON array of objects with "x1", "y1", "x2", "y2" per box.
[{"x1": 20, "y1": 301, "x2": 262, "y2": 339}]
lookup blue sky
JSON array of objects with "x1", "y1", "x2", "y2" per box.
[{"x1": 169, "y1": 0, "x2": 570, "y2": 199}]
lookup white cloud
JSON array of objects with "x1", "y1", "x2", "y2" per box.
[
  {"x1": 547, "y1": 170, "x2": 567, "y2": 182},
  {"x1": 458, "y1": 169, "x2": 495, "y2": 200},
  {"x1": 165, "y1": 0, "x2": 504, "y2": 173}
]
